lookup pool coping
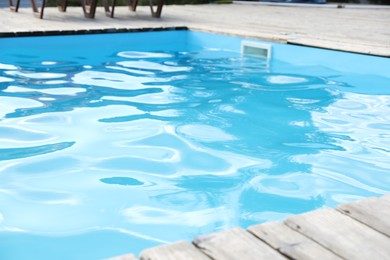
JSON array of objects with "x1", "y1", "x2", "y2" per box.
[
  {"x1": 0, "y1": 26, "x2": 188, "y2": 38},
  {"x1": 1, "y1": 26, "x2": 388, "y2": 58},
  {"x1": 234, "y1": 1, "x2": 390, "y2": 9}
]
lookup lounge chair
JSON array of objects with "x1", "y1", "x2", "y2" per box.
[
  {"x1": 103, "y1": 0, "x2": 164, "y2": 18},
  {"x1": 9, "y1": 0, "x2": 98, "y2": 19}
]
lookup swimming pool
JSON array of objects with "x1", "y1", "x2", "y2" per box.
[{"x1": 0, "y1": 30, "x2": 389, "y2": 259}]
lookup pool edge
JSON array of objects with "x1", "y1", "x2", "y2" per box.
[
  {"x1": 1, "y1": 25, "x2": 389, "y2": 58},
  {"x1": 0, "y1": 26, "x2": 188, "y2": 38}
]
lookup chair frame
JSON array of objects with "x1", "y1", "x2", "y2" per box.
[
  {"x1": 103, "y1": 0, "x2": 164, "y2": 18},
  {"x1": 9, "y1": 0, "x2": 98, "y2": 19}
]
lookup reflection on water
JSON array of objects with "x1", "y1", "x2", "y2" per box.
[{"x1": 0, "y1": 47, "x2": 389, "y2": 259}]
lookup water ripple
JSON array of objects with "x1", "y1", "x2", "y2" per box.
[
  {"x1": 0, "y1": 142, "x2": 75, "y2": 161},
  {"x1": 100, "y1": 177, "x2": 144, "y2": 186},
  {"x1": 0, "y1": 126, "x2": 53, "y2": 143},
  {"x1": 121, "y1": 206, "x2": 231, "y2": 227}
]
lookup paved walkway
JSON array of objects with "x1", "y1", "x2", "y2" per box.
[{"x1": 1, "y1": 2, "x2": 390, "y2": 56}]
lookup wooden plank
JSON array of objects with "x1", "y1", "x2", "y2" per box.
[
  {"x1": 337, "y1": 196, "x2": 390, "y2": 237},
  {"x1": 107, "y1": 253, "x2": 138, "y2": 260},
  {"x1": 140, "y1": 241, "x2": 210, "y2": 260},
  {"x1": 248, "y1": 221, "x2": 342, "y2": 260},
  {"x1": 193, "y1": 227, "x2": 286, "y2": 260},
  {"x1": 285, "y1": 208, "x2": 390, "y2": 260}
]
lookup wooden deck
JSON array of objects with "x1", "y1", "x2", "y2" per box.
[{"x1": 110, "y1": 194, "x2": 390, "y2": 259}]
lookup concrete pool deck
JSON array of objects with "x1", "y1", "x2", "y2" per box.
[{"x1": 0, "y1": 2, "x2": 390, "y2": 56}]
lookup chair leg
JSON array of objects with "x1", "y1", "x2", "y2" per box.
[
  {"x1": 81, "y1": 0, "x2": 97, "y2": 18},
  {"x1": 57, "y1": 0, "x2": 68, "y2": 12},
  {"x1": 40, "y1": 0, "x2": 46, "y2": 19},
  {"x1": 30, "y1": 0, "x2": 46, "y2": 19},
  {"x1": 30, "y1": 0, "x2": 38, "y2": 13},
  {"x1": 103, "y1": 0, "x2": 110, "y2": 16},
  {"x1": 9, "y1": 0, "x2": 20, "y2": 12},
  {"x1": 103, "y1": 0, "x2": 116, "y2": 18},
  {"x1": 129, "y1": 0, "x2": 163, "y2": 17},
  {"x1": 129, "y1": 0, "x2": 138, "y2": 12},
  {"x1": 148, "y1": 0, "x2": 163, "y2": 18}
]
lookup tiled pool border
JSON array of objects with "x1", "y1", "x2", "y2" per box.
[{"x1": 0, "y1": 26, "x2": 187, "y2": 38}]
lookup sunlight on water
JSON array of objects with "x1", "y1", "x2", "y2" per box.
[{"x1": 0, "y1": 35, "x2": 389, "y2": 259}]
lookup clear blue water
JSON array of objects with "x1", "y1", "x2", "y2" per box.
[{"x1": 0, "y1": 31, "x2": 389, "y2": 259}]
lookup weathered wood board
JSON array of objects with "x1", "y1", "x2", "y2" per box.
[
  {"x1": 248, "y1": 221, "x2": 342, "y2": 260},
  {"x1": 285, "y1": 208, "x2": 390, "y2": 260},
  {"x1": 337, "y1": 196, "x2": 390, "y2": 237},
  {"x1": 140, "y1": 241, "x2": 210, "y2": 260},
  {"x1": 193, "y1": 227, "x2": 286, "y2": 260}
]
